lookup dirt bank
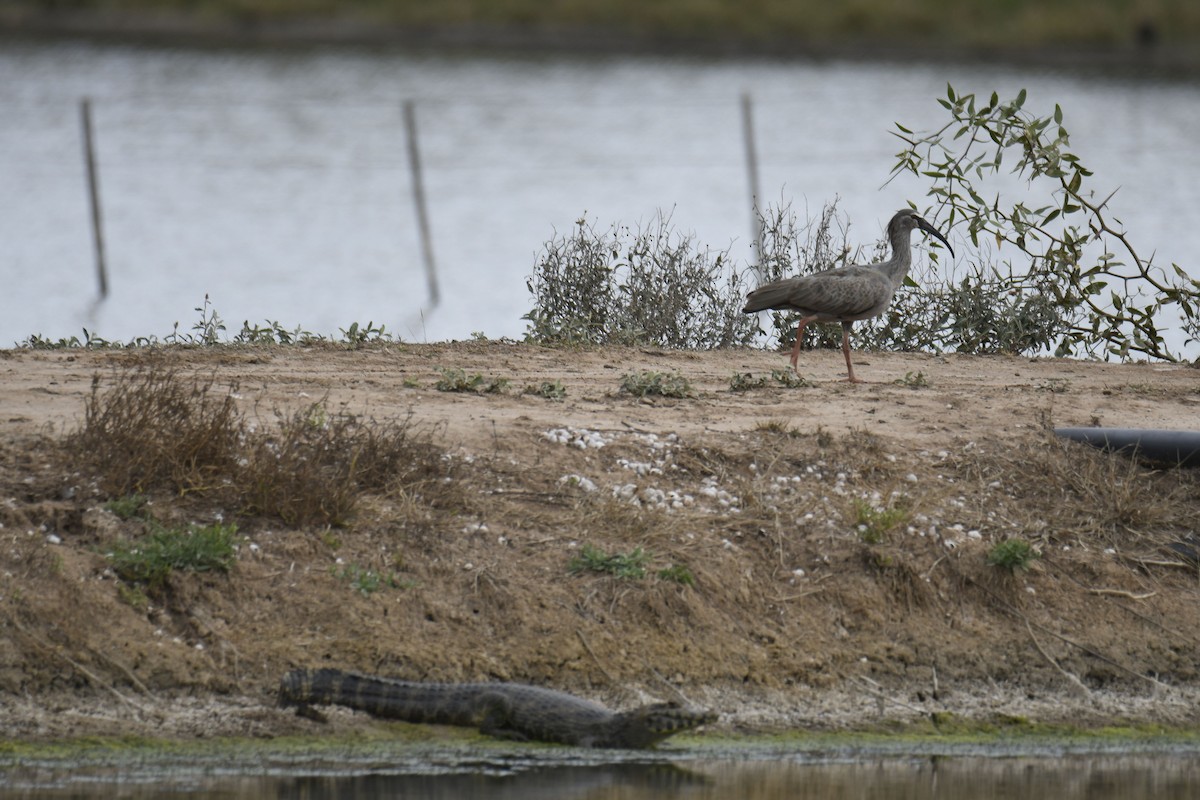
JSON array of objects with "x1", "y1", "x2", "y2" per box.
[{"x1": 2, "y1": 342, "x2": 1199, "y2": 742}]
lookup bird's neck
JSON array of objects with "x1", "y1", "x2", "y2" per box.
[{"x1": 880, "y1": 229, "x2": 914, "y2": 286}]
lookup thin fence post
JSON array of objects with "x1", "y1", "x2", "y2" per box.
[
  {"x1": 80, "y1": 96, "x2": 109, "y2": 299},
  {"x1": 404, "y1": 100, "x2": 439, "y2": 309},
  {"x1": 741, "y1": 91, "x2": 764, "y2": 277}
]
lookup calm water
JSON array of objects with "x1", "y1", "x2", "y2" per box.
[
  {"x1": 1, "y1": 40, "x2": 1198, "y2": 350},
  {"x1": 4, "y1": 747, "x2": 1200, "y2": 798}
]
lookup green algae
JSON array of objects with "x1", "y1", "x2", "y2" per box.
[{"x1": 5, "y1": 720, "x2": 1200, "y2": 776}]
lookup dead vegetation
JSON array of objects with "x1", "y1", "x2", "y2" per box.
[
  {"x1": 65, "y1": 367, "x2": 456, "y2": 528},
  {"x1": 2, "y1": 344, "x2": 1199, "y2": 740}
]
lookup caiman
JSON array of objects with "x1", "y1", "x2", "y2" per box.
[{"x1": 278, "y1": 667, "x2": 716, "y2": 749}]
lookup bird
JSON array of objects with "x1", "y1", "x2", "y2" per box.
[{"x1": 742, "y1": 208, "x2": 953, "y2": 383}]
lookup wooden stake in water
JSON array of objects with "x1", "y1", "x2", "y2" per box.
[
  {"x1": 404, "y1": 100, "x2": 439, "y2": 309},
  {"x1": 741, "y1": 92, "x2": 764, "y2": 276},
  {"x1": 80, "y1": 97, "x2": 109, "y2": 299}
]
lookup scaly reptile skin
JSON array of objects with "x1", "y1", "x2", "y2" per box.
[{"x1": 278, "y1": 668, "x2": 716, "y2": 749}]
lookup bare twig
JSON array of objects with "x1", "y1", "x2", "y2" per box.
[
  {"x1": 1087, "y1": 588, "x2": 1157, "y2": 601},
  {"x1": 576, "y1": 630, "x2": 621, "y2": 690},
  {"x1": 851, "y1": 675, "x2": 926, "y2": 715},
  {"x1": 640, "y1": 659, "x2": 694, "y2": 706},
  {"x1": 970, "y1": 577, "x2": 1172, "y2": 692},
  {"x1": 1025, "y1": 618, "x2": 1090, "y2": 697}
]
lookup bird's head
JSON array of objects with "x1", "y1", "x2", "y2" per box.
[{"x1": 891, "y1": 209, "x2": 954, "y2": 258}]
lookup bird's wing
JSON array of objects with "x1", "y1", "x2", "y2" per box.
[{"x1": 745, "y1": 266, "x2": 891, "y2": 318}]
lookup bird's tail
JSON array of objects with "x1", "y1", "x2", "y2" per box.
[{"x1": 742, "y1": 280, "x2": 796, "y2": 313}]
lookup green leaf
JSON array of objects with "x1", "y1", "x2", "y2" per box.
[
  {"x1": 1015, "y1": 88, "x2": 1027, "y2": 108},
  {"x1": 1053, "y1": 104, "x2": 1063, "y2": 124}
]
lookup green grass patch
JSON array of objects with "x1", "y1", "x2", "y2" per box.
[
  {"x1": 987, "y1": 538, "x2": 1040, "y2": 571},
  {"x1": 568, "y1": 544, "x2": 650, "y2": 579},
  {"x1": 107, "y1": 522, "x2": 237, "y2": 589},
  {"x1": 657, "y1": 563, "x2": 696, "y2": 586},
  {"x1": 332, "y1": 563, "x2": 411, "y2": 596},
  {"x1": 104, "y1": 493, "x2": 149, "y2": 520}
]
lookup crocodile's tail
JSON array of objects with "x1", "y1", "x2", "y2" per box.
[
  {"x1": 278, "y1": 668, "x2": 450, "y2": 723},
  {"x1": 279, "y1": 668, "x2": 378, "y2": 713}
]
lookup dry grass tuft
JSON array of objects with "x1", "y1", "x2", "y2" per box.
[
  {"x1": 240, "y1": 404, "x2": 447, "y2": 527},
  {"x1": 66, "y1": 368, "x2": 451, "y2": 528},
  {"x1": 947, "y1": 433, "x2": 1200, "y2": 554},
  {"x1": 70, "y1": 369, "x2": 242, "y2": 496}
]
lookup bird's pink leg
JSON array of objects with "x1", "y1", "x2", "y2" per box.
[
  {"x1": 840, "y1": 321, "x2": 861, "y2": 383},
  {"x1": 788, "y1": 316, "x2": 817, "y2": 373}
]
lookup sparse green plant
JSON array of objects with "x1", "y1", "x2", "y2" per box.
[
  {"x1": 116, "y1": 582, "x2": 149, "y2": 610},
  {"x1": 988, "y1": 538, "x2": 1040, "y2": 572},
  {"x1": 730, "y1": 372, "x2": 769, "y2": 392},
  {"x1": 770, "y1": 369, "x2": 810, "y2": 388},
  {"x1": 332, "y1": 563, "x2": 408, "y2": 596},
  {"x1": 853, "y1": 499, "x2": 909, "y2": 544},
  {"x1": 107, "y1": 521, "x2": 237, "y2": 590},
  {"x1": 235, "y1": 320, "x2": 321, "y2": 345},
  {"x1": 657, "y1": 564, "x2": 696, "y2": 586},
  {"x1": 895, "y1": 370, "x2": 929, "y2": 388},
  {"x1": 527, "y1": 380, "x2": 567, "y2": 401},
  {"x1": 19, "y1": 328, "x2": 117, "y2": 349},
  {"x1": 619, "y1": 371, "x2": 693, "y2": 398},
  {"x1": 339, "y1": 321, "x2": 390, "y2": 348},
  {"x1": 568, "y1": 544, "x2": 649, "y2": 580},
  {"x1": 105, "y1": 493, "x2": 149, "y2": 520},
  {"x1": 435, "y1": 367, "x2": 507, "y2": 393},
  {"x1": 164, "y1": 294, "x2": 225, "y2": 346},
  {"x1": 732, "y1": 370, "x2": 811, "y2": 390}
]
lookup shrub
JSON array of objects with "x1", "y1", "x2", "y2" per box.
[
  {"x1": 891, "y1": 85, "x2": 1200, "y2": 361},
  {"x1": 68, "y1": 368, "x2": 450, "y2": 528},
  {"x1": 854, "y1": 500, "x2": 909, "y2": 544},
  {"x1": 987, "y1": 538, "x2": 1040, "y2": 572},
  {"x1": 525, "y1": 212, "x2": 759, "y2": 348},
  {"x1": 70, "y1": 369, "x2": 244, "y2": 496}
]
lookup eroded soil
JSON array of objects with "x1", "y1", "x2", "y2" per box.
[{"x1": 2, "y1": 342, "x2": 1199, "y2": 742}]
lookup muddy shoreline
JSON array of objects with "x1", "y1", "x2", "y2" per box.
[{"x1": 2, "y1": 343, "x2": 1199, "y2": 745}]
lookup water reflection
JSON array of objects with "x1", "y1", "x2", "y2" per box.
[
  {"x1": 6, "y1": 754, "x2": 1200, "y2": 799},
  {"x1": 2, "y1": 41, "x2": 1198, "y2": 347}
]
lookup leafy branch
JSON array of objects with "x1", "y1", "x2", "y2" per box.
[{"x1": 890, "y1": 84, "x2": 1200, "y2": 361}]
